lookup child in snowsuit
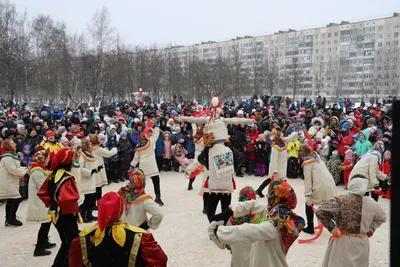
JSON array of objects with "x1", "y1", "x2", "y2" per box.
[
  {"x1": 318, "y1": 136, "x2": 331, "y2": 164},
  {"x1": 184, "y1": 130, "x2": 196, "y2": 159},
  {"x1": 340, "y1": 149, "x2": 354, "y2": 189},
  {"x1": 19, "y1": 144, "x2": 32, "y2": 200},
  {"x1": 246, "y1": 138, "x2": 256, "y2": 175},
  {"x1": 172, "y1": 143, "x2": 193, "y2": 172},
  {"x1": 106, "y1": 133, "x2": 120, "y2": 183},
  {"x1": 163, "y1": 132, "x2": 172, "y2": 171},
  {"x1": 326, "y1": 150, "x2": 343, "y2": 185},
  {"x1": 287, "y1": 136, "x2": 301, "y2": 178},
  {"x1": 118, "y1": 131, "x2": 133, "y2": 182},
  {"x1": 255, "y1": 134, "x2": 268, "y2": 177}
]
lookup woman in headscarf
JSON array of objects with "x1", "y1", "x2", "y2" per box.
[
  {"x1": 349, "y1": 143, "x2": 389, "y2": 202},
  {"x1": 255, "y1": 126, "x2": 298, "y2": 198},
  {"x1": 69, "y1": 192, "x2": 168, "y2": 267},
  {"x1": 37, "y1": 148, "x2": 80, "y2": 267},
  {"x1": 316, "y1": 175, "x2": 386, "y2": 267},
  {"x1": 0, "y1": 139, "x2": 28, "y2": 226},
  {"x1": 208, "y1": 180, "x2": 305, "y2": 267},
  {"x1": 26, "y1": 149, "x2": 56, "y2": 257},
  {"x1": 119, "y1": 169, "x2": 163, "y2": 231},
  {"x1": 225, "y1": 186, "x2": 265, "y2": 267},
  {"x1": 300, "y1": 144, "x2": 338, "y2": 234}
]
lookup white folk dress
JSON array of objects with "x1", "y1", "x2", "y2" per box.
[
  {"x1": 92, "y1": 146, "x2": 118, "y2": 187},
  {"x1": 0, "y1": 154, "x2": 27, "y2": 199},
  {"x1": 26, "y1": 168, "x2": 49, "y2": 222},
  {"x1": 131, "y1": 128, "x2": 160, "y2": 178},
  {"x1": 121, "y1": 198, "x2": 163, "y2": 232}
]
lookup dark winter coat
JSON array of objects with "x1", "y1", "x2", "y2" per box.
[
  {"x1": 118, "y1": 138, "x2": 133, "y2": 162},
  {"x1": 255, "y1": 141, "x2": 268, "y2": 162}
]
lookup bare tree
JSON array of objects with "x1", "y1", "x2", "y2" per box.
[
  {"x1": 285, "y1": 50, "x2": 304, "y2": 100},
  {"x1": 326, "y1": 55, "x2": 349, "y2": 102},
  {"x1": 228, "y1": 44, "x2": 249, "y2": 98},
  {"x1": 264, "y1": 51, "x2": 281, "y2": 96},
  {"x1": 313, "y1": 56, "x2": 325, "y2": 96}
]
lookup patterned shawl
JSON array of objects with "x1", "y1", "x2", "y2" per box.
[
  {"x1": 267, "y1": 181, "x2": 305, "y2": 255},
  {"x1": 230, "y1": 186, "x2": 264, "y2": 225},
  {"x1": 119, "y1": 169, "x2": 152, "y2": 209}
]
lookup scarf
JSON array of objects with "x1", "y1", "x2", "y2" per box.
[
  {"x1": 119, "y1": 169, "x2": 152, "y2": 209},
  {"x1": 267, "y1": 181, "x2": 305, "y2": 255},
  {"x1": 230, "y1": 187, "x2": 266, "y2": 225}
]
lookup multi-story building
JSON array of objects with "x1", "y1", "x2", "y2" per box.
[{"x1": 166, "y1": 13, "x2": 400, "y2": 101}]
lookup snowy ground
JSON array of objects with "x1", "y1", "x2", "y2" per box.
[{"x1": 0, "y1": 172, "x2": 390, "y2": 267}]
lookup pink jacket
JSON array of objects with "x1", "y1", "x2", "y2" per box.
[{"x1": 163, "y1": 140, "x2": 172, "y2": 159}]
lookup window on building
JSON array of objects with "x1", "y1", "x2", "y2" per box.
[
  {"x1": 395, "y1": 40, "x2": 399, "y2": 46},
  {"x1": 328, "y1": 48, "x2": 331, "y2": 52},
  {"x1": 379, "y1": 26, "x2": 383, "y2": 31},
  {"x1": 386, "y1": 41, "x2": 391, "y2": 46},
  {"x1": 321, "y1": 41, "x2": 325, "y2": 45},
  {"x1": 315, "y1": 49, "x2": 319, "y2": 53},
  {"x1": 321, "y1": 33, "x2": 326, "y2": 38},
  {"x1": 378, "y1": 42, "x2": 383, "y2": 47},
  {"x1": 387, "y1": 25, "x2": 391, "y2": 30},
  {"x1": 334, "y1": 32, "x2": 338, "y2": 37},
  {"x1": 396, "y1": 25, "x2": 400, "y2": 29},
  {"x1": 328, "y1": 40, "x2": 331, "y2": 45},
  {"x1": 328, "y1": 33, "x2": 332, "y2": 38},
  {"x1": 387, "y1": 33, "x2": 391, "y2": 38},
  {"x1": 395, "y1": 32, "x2": 399, "y2": 38},
  {"x1": 334, "y1": 40, "x2": 338, "y2": 44}
]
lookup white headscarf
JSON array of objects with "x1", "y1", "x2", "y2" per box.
[{"x1": 361, "y1": 150, "x2": 382, "y2": 164}]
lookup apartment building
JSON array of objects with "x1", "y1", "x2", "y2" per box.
[{"x1": 167, "y1": 13, "x2": 400, "y2": 100}]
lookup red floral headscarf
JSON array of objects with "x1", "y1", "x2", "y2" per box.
[
  {"x1": 1, "y1": 139, "x2": 16, "y2": 154},
  {"x1": 267, "y1": 181, "x2": 305, "y2": 255}
]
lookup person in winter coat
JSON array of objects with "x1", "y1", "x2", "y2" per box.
[
  {"x1": 231, "y1": 124, "x2": 246, "y2": 177},
  {"x1": 336, "y1": 120, "x2": 354, "y2": 159},
  {"x1": 106, "y1": 133, "x2": 120, "y2": 183},
  {"x1": 308, "y1": 117, "x2": 324, "y2": 137},
  {"x1": 316, "y1": 175, "x2": 386, "y2": 267},
  {"x1": 155, "y1": 133, "x2": 165, "y2": 170},
  {"x1": 246, "y1": 138, "x2": 256, "y2": 175},
  {"x1": 318, "y1": 136, "x2": 331, "y2": 163},
  {"x1": 131, "y1": 122, "x2": 164, "y2": 206},
  {"x1": 172, "y1": 143, "x2": 193, "y2": 172},
  {"x1": 0, "y1": 139, "x2": 28, "y2": 226},
  {"x1": 300, "y1": 144, "x2": 338, "y2": 234},
  {"x1": 379, "y1": 151, "x2": 391, "y2": 177},
  {"x1": 172, "y1": 126, "x2": 184, "y2": 145},
  {"x1": 340, "y1": 149, "x2": 354, "y2": 189},
  {"x1": 382, "y1": 131, "x2": 391, "y2": 152},
  {"x1": 255, "y1": 134, "x2": 268, "y2": 177},
  {"x1": 131, "y1": 122, "x2": 143, "y2": 156},
  {"x1": 184, "y1": 130, "x2": 195, "y2": 159},
  {"x1": 208, "y1": 180, "x2": 305, "y2": 267},
  {"x1": 26, "y1": 149, "x2": 56, "y2": 257},
  {"x1": 25, "y1": 128, "x2": 42, "y2": 150},
  {"x1": 286, "y1": 135, "x2": 301, "y2": 179},
  {"x1": 354, "y1": 129, "x2": 372, "y2": 159},
  {"x1": 118, "y1": 131, "x2": 133, "y2": 182},
  {"x1": 162, "y1": 131, "x2": 172, "y2": 171},
  {"x1": 119, "y1": 169, "x2": 163, "y2": 231},
  {"x1": 326, "y1": 150, "x2": 343, "y2": 185}
]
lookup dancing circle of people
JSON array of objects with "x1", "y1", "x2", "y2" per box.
[{"x1": 0, "y1": 96, "x2": 392, "y2": 266}]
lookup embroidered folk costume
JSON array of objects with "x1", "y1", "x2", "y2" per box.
[
  {"x1": 68, "y1": 192, "x2": 168, "y2": 267},
  {"x1": 119, "y1": 169, "x2": 163, "y2": 231}
]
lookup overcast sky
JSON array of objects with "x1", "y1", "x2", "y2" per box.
[{"x1": 13, "y1": 0, "x2": 400, "y2": 47}]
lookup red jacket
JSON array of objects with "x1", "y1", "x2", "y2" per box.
[
  {"x1": 349, "y1": 127, "x2": 360, "y2": 136},
  {"x1": 337, "y1": 133, "x2": 354, "y2": 157},
  {"x1": 246, "y1": 143, "x2": 256, "y2": 160},
  {"x1": 379, "y1": 160, "x2": 391, "y2": 176}
]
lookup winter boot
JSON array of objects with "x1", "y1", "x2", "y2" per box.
[
  {"x1": 5, "y1": 217, "x2": 23, "y2": 227},
  {"x1": 44, "y1": 240, "x2": 56, "y2": 249},
  {"x1": 188, "y1": 178, "x2": 195, "y2": 191},
  {"x1": 303, "y1": 204, "x2": 315, "y2": 235},
  {"x1": 255, "y1": 178, "x2": 272, "y2": 198},
  {"x1": 152, "y1": 176, "x2": 164, "y2": 206},
  {"x1": 34, "y1": 245, "x2": 52, "y2": 257}
]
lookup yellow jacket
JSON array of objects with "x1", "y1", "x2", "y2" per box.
[{"x1": 287, "y1": 140, "x2": 300, "y2": 158}]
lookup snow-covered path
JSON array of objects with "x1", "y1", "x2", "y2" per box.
[{"x1": 0, "y1": 172, "x2": 390, "y2": 266}]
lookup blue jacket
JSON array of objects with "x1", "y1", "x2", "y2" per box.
[
  {"x1": 155, "y1": 135, "x2": 164, "y2": 157},
  {"x1": 51, "y1": 110, "x2": 64, "y2": 121},
  {"x1": 131, "y1": 129, "x2": 141, "y2": 156}
]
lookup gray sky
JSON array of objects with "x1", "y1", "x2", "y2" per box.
[{"x1": 13, "y1": 0, "x2": 400, "y2": 47}]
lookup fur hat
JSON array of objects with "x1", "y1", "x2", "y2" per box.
[
  {"x1": 373, "y1": 141, "x2": 385, "y2": 154},
  {"x1": 311, "y1": 117, "x2": 324, "y2": 127}
]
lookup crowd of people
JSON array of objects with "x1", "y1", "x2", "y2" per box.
[{"x1": 0, "y1": 94, "x2": 393, "y2": 266}]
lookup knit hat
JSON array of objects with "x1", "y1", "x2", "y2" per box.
[
  {"x1": 109, "y1": 125, "x2": 116, "y2": 131},
  {"x1": 383, "y1": 131, "x2": 392, "y2": 140},
  {"x1": 120, "y1": 131, "x2": 127, "y2": 137},
  {"x1": 373, "y1": 141, "x2": 385, "y2": 154},
  {"x1": 345, "y1": 149, "x2": 353, "y2": 160},
  {"x1": 367, "y1": 118, "x2": 376, "y2": 125}
]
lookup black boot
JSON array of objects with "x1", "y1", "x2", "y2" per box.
[
  {"x1": 152, "y1": 176, "x2": 164, "y2": 206},
  {"x1": 34, "y1": 245, "x2": 51, "y2": 257},
  {"x1": 202, "y1": 206, "x2": 207, "y2": 214},
  {"x1": 188, "y1": 178, "x2": 195, "y2": 191},
  {"x1": 5, "y1": 217, "x2": 23, "y2": 227},
  {"x1": 255, "y1": 178, "x2": 271, "y2": 198},
  {"x1": 303, "y1": 204, "x2": 315, "y2": 235},
  {"x1": 44, "y1": 240, "x2": 56, "y2": 249},
  {"x1": 202, "y1": 193, "x2": 209, "y2": 214}
]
